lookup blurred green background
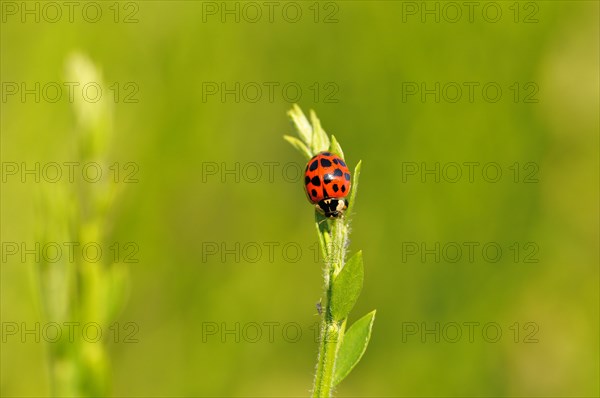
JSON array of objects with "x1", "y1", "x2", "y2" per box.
[{"x1": 1, "y1": 1, "x2": 599, "y2": 396}]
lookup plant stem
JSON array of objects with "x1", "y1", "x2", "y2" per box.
[
  {"x1": 285, "y1": 105, "x2": 370, "y2": 396},
  {"x1": 312, "y1": 218, "x2": 348, "y2": 397},
  {"x1": 313, "y1": 321, "x2": 345, "y2": 397}
]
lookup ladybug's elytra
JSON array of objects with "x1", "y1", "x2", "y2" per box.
[{"x1": 304, "y1": 151, "x2": 351, "y2": 218}]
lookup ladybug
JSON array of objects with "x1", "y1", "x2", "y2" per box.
[{"x1": 304, "y1": 151, "x2": 351, "y2": 218}]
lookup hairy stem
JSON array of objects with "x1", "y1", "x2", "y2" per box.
[
  {"x1": 285, "y1": 105, "x2": 369, "y2": 396},
  {"x1": 312, "y1": 218, "x2": 348, "y2": 397}
]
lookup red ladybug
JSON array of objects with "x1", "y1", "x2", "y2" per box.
[{"x1": 304, "y1": 151, "x2": 351, "y2": 218}]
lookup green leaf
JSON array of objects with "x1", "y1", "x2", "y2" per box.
[
  {"x1": 283, "y1": 135, "x2": 312, "y2": 160},
  {"x1": 333, "y1": 310, "x2": 376, "y2": 386},
  {"x1": 346, "y1": 161, "x2": 361, "y2": 216},
  {"x1": 310, "y1": 110, "x2": 330, "y2": 153},
  {"x1": 330, "y1": 251, "x2": 364, "y2": 321},
  {"x1": 329, "y1": 135, "x2": 345, "y2": 159},
  {"x1": 287, "y1": 104, "x2": 313, "y2": 148},
  {"x1": 314, "y1": 212, "x2": 329, "y2": 262}
]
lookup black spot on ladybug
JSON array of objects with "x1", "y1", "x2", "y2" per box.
[
  {"x1": 341, "y1": 185, "x2": 346, "y2": 193},
  {"x1": 320, "y1": 158, "x2": 332, "y2": 167},
  {"x1": 322, "y1": 152, "x2": 332, "y2": 156},
  {"x1": 311, "y1": 189, "x2": 317, "y2": 197},
  {"x1": 344, "y1": 173, "x2": 351, "y2": 181},
  {"x1": 338, "y1": 159, "x2": 347, "y2": 167},
  {"x1": 311, "y1": 176, "x2": 321, "y2": 186},
  {"x1": 333, "y1": 168, "x2": 343, "y2": 177},
  {"x1": 332, "y1": 184, "x2": 339, "y2": 192},
  {"x1": 332, "y1": 158, "x2": 339, "y2": 165},
  {"x1": 305, "y1": 176, "x2": 310, "y2": 185},
  {"x1": 322, "y1": 186, "x2": 329, "y2": 198},
  {"x1": 323, "y1": 174, "x2": 334, "y2": 184},
  {"x1": 309, "y1": 160, "x2": 319, "y2": 171}
]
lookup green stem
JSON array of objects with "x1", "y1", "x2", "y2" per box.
[
  {"x1": 312, "y1": 218, "x2": 349, "y2": 397},
  {"x1": 285, "y1": 105, "x2": 366, "y2": 396},
  {"x1": 313, "y1": 320, "x2": 345, "y2": 397}
]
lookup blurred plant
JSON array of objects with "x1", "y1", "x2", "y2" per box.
[
  {"x1": 285, "y1": 105, "x2": 376, "y2": 397},
  {"x1": 33, "y1": 52, "x2": 128, "y2": 397}
]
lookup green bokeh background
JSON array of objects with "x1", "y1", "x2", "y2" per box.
[{"x1": 1, "y1": 1, "x2": 599, "y2": 396}]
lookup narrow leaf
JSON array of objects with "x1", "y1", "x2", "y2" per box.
[
  {"x1": 283, "y1": 135, "x2": 312, "y2": 160},
  {"x1": 333, "y1": 310, "x2": 376, "y2": 386},
  {"x1": 329, "y1": 135, "x2": 345, "y2": 159},
  {"x1": 346, "y1": 161, "x2": 361, "y2": 216},
  {"x1": 314, "y1": 212, "x2": 329, "y2": 262},
  {"x1": 330, "y1": 251, "x2": 364, "y2": 321},
  {"x1": 310, "y1": 110, "x2": 330, "y2": 153},
  {"x1": 287, "y1": 104, "x2": 313, "y2": 147}
]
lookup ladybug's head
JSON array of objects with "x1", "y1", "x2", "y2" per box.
[{"x1": 316, "y1": 198, "x2": 348, "y2": 218}]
